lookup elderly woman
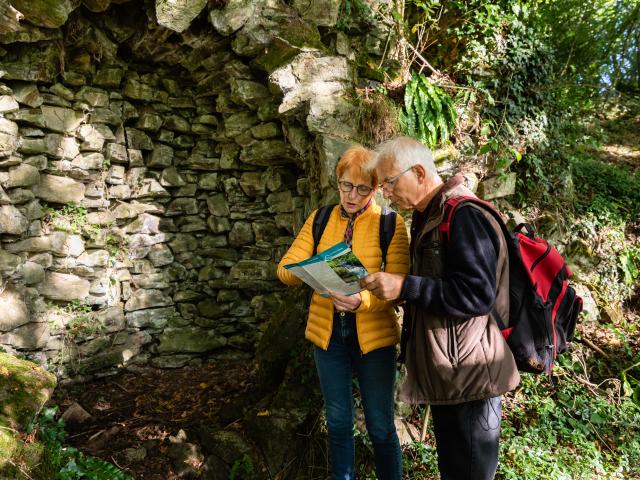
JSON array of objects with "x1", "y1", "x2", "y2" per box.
[{"x1": 277, "y1": 146, "x2": 410, "y2": 480}]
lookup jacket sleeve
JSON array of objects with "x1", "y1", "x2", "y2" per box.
[
  {"x1": 358, "y1": 212, "x2": 410, "y2": 313},
  {"x1": 276, "y1": 210, "x2": 317, "y2": 286},
  {"x1": 400, "y1": 206, "x2": 499, "y2": 318}
]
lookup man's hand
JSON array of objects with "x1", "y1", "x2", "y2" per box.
[
  {"x1": 329, "y1": 291, "x2": 362, "y2": 312},
  {"x1": 360, "y1": 272, "x2": 404, "y2": 301}
]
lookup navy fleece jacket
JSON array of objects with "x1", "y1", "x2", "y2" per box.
[{"x1": 400, "y1": 205, "x2": 501, "y2": 319}]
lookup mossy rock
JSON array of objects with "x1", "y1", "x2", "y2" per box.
[{"x1": 0, "y1": 353, "x2": 56, "y2": 468}]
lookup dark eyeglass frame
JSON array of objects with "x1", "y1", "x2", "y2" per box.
[
  {"x1": 378, "y1": 165, "x2": 415, "y2": 190},
  {"x1": 338, "y1": 181, "x2": 374, "y2": 196}
]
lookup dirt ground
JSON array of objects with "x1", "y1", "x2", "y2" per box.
[{"x1": 52, "y1": 359, "x2": 258, "y2": 479}]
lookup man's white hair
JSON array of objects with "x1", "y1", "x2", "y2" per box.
[{"x1": 372, "y1": 136, "x2": 438, "y2": 176}]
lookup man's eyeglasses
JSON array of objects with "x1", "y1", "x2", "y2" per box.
[
  {"x1": 379, "y1": 166, "x2": 414, "y2": 190},
  {"x1": 338, "y1": 181, "x2": 374, "y2": 196}
]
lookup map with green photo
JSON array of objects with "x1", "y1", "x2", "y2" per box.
[
  {"x1": 326, "y1": 251, "x2": 367, "y2": 283},
  {"x1": 284, "y1": 242, "x2": 369, "y2": 296}
]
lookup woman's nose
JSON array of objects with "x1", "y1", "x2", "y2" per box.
[{"x1": 348, "y1": 188, "x2": 359, "y2": 199}]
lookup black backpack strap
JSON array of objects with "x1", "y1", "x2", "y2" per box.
[
  {"x1": 379, "y1": 206, "x2": 397, "y2": 271},
  {"x1": 312, "y1": 204, "x2": 336, "y2": 255}
]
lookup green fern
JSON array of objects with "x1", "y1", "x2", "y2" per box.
[{"x1": 400, "y1": 72, "x2": 457, "y2": 147}]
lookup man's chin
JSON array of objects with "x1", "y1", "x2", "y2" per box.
[{"x1": 390, "y1": 200, "x2": 410, "y2": 211}]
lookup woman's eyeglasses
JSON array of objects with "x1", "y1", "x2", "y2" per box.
[{"x1": 338, "y1": 181, "x2": 374, "y2": 196}]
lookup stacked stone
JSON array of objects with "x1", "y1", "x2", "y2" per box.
[
  {"x1": 0, "y1": 55, "x2": 311, "y2": 376},
  {"x1": 0, "y1": 0, "x2": 379, "y2": 380}
]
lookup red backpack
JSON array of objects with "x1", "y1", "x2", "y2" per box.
[{"x1": 439, "y1": 196, "x2": 583, "y2": 377}]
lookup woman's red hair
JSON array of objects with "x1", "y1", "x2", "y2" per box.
[{"x1": 336, "y1": 146, "x2": 378, "y2": 187}]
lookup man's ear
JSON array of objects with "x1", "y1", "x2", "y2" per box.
[{"x1": 412, "y1": 164, "x2": 427, "y2": 183}]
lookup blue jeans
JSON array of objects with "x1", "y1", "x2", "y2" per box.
[
  {"x1": 431, "y1": 396, "x2": 502, "y2": 480},
  {"x1": 314, "y1": 312, "x2": 402, "y2": 480}
]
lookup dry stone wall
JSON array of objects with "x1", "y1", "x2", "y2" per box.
[{"x1": 0, "y1": 0, "x2": 388, "y2": 380}]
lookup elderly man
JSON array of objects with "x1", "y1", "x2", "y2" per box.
[{"x1": 360, "y1": 136, "x2": 520, "y2": 480}]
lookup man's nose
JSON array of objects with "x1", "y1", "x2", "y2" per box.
[{"x1": 348, "y1": 188, "x2": 359, "y2": 199}]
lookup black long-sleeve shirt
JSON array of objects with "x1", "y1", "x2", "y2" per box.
[{"x1": 400, "y1": 205, "x2": 501, "y2": 319}]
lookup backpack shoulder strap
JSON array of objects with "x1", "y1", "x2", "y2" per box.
[
  {"x1": 312, "y1": 204, "x2": 336, "y2": 255},
  {"x1": 438, "y1": 195, "x2": 509, "y2": 243},
  {"x1": 379, "y1": 206, "x2": 397, "y2": 270}
]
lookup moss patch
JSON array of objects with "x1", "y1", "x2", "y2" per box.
[{"x1": 0, "y1": 353, "x2": 56, "y2": 470}]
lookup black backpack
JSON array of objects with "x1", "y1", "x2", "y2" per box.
[
  {"x1": 312, "y1": 204, "x2": 397, "y2": 271},
  {"x1": 439, "y1": 196, "x2": 583, "y2": 378}
]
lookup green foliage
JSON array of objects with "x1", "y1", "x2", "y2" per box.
[
  {"x1": 402, "y1": 441, "x2": 438, "y2": 478},
  {"x1": 499, "y1": 370, "x2": 640, "y2": 479},
  {"x1": 44, "y1": 204, "x2": 101, "y2": 239},
  {"x1": 336, "y1": 0, "x2": 374, "y2": 31},
  {"x1": 570, "y1": 155, "x2": 640, "y2": 222},
  {"x1": 33, "y1": 406, "x2": 133, "y2": 480},
  {"x1": 399, "y1": 72, "x2": 457, "y2": 147},
  {"x1": 229, "y1": 454, "x2": 254, "y2": 480}
]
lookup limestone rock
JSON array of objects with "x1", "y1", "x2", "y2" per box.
[
  {"x1": 239, "y1": 140, "x2": 298, "y2": 166},
  {"x1": 41, "y1": 105, "x2": 85, "y2": 134},
  {"x1": 4, "y1": 232, "x2": 84, "y2": 256},
  {"x1": 11, "y1": 82, "x2": 43, "y2": 108},
  {"x1": 0, "y1": 353, "x2": 56, "y2": 434},
  {"x1": 209, "y1": 0, "x2": 256, "y2": 35},
  {"x1": 0, "y1": 95, "x2": 19, "y2": 113},
  {"x1": 125, "y1": 289, "x2": 173, "y2": 312},
  {"x1": 61, "y1": 402, "x2": 93, "y2": 426},
  {"x1": 0, "y1": 249, "x2": 21, "y2": 274},
  {"x1": 126, "y1": 127, "x2": 154, "y2": 150},
  {"x1": 156, "y1": 0, "x2": 208, "y2": 33},
  {"x1": 149, "y1": 144, "x2": 174, "y2": 167},
  {"x1": 148, "y1": 244, "x2": 174, "y2": 267},
  {"x1": 0, "y1": 205, "x2": 29, "y2": 234},
  {"x1": 17, "y1": 261, "x2": 45, "y2": 285},
  {"x1": 293, "y1": 0, "x2": 340, "y2": 27},
  {"x1": 123, "y1": 78, "x2": 156, "y2": 102},
  {"x1": 126, "y1": 306, "x2": 174, "y2": 329},
  {"x1": 1, "y1": 42, "x2": 59, "y2": 81},
  {"x1": 45, "y1": 133, "x2": 80, "y2": 159},
  {"x1": 76, "y1": 86, "x2": 109, "y2": 107},
  {"x1": 4, "y1": 163, "x2": 40, "y2": 188},
  {"x1": 479, "y1": 173, "x2": 517, "y2": 200},
  {"x1": 229, "y1": 260, "x2": 276, "y2": 281},
  {"x1": 38, "y1": 272, "x2": 90, "y2": 301},
  {"x1": 0, "y1": 118, "x2": 19, "y2": 157},
  {"x1": 0, "y1": 288, "x2": 30, "y2": 331},
  {"x1": 33, "y1": 174, "x2": 85, "y2": 204},
  {"x1": 11, "y1": 0, "x2": 75, "y2": 28},
  {"x1": 229, "y1": 221, "x2": 254, "y2": 247},
  {"x1": 270, "y1": 53, "x2": 351, "y2": 113},
  {"x1": 157, "y1": 327, "x2": 227, "y2": 353}
]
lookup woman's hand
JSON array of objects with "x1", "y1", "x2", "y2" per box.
[{"x1": 329, "y1": 291, "x2": 362, "y2": 312}]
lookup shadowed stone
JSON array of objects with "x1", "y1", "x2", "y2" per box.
[
  {"x1": 126, "y1": 307, "x2": 174, "y2": 329},
  {"x1": 125, "y1": 289, "x2": 173, "y2": 312},
  {"x1": 157, "y1": 327, "x2": 228, "y2": 353}
]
